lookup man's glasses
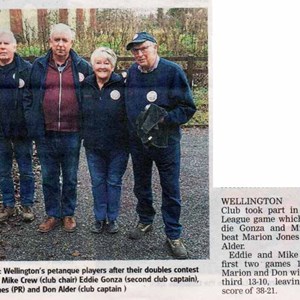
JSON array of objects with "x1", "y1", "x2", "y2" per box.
[{"x1": 131, "y1": 45, "x2": 151, "y2": 55}]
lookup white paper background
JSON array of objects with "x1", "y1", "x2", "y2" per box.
[{"x1": 212, "y1": 0, "x2": 300, "y2": 187}]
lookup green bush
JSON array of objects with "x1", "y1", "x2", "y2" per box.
[
  {"x1": 186, "y1": 87, "x2": 208, "y2": 127},
  {"x1": 17, "y1": 45, "x2": 43, "y2": 57}
]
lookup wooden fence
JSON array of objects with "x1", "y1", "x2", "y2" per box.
[
  {"x1": 25, "y1": 55, "x2": 208, "y2": 87},
  {"x1": 118, "y1": 56, "x2": 208, "y2": 87}
]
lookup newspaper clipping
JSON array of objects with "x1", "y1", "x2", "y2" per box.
[{"x1": 0, "y1": 0, "x2": 299, "y2": 299}]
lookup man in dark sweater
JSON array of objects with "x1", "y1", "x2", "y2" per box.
[
  {"x1": 125, "y1": 32, "x2": 196, "y2": 259},
  {"x1": 24, "y1": 23, "x2": 92, "y2": 233},
  {"x1": 0, "y1": 29, "x2": 34, "y2": 223}
]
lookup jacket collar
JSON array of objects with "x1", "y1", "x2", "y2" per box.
[
  {"x1": 13, "y1": 53, "x2": 30, "y2": 73},
  {"x1": 38, "y1": 48, "x2": 81, "y2": 68}
]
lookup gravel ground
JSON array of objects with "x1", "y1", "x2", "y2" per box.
[{"x1": 0, "y1": 127, "x2": 209, "y2": 261}]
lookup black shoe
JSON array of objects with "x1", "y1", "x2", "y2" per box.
[
  {"x1": 90, "y1": 221, "x2": 105, "y2": 234},
  {"x1": 107, "y1": 221, "x2": 119, "y2": 234},
  {"x1": 128, "y1": 223, "x2": 153, "y2": 240}
]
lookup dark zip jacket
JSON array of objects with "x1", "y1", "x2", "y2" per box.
[
  {"x1": 125, "y1": 58, "x2": 196, "y2": 144},
  {"x1": 0, "y1": 54, "x2": 31, "y2": 138},
  {"x1": 23, "y1": 49, "x2": 93, "y2": 138},
  {"x1": 81, "y1": 73, "x2": 128, "y2": 151}
]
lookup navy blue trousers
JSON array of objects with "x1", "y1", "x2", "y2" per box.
[{"x1": 130, "y1": 139, "x2": 182, "y2": 239}]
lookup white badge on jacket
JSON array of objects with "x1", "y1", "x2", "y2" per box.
[
  {"x1": 13, "y1": 73, "x2": 25, "y2": 88},
  {"x1": 146, "y1": 91, "x2": 157, "y2": 102},
  {"x1": 110, "y1": 90, "x2": 121, "y2": 100},
  {"x1": 79, "y1": 72, "x2": 85, "y2": 82}
]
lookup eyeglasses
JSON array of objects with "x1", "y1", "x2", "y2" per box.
[{"x1": 131, "y1": 45, "x2": 151, "y2": 55}]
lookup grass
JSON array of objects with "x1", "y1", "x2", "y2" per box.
[{"x1": 187, "y1": 86, "x2": 208, "y2": 127}]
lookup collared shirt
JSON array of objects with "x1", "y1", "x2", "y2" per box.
[
  {"x1": 138, "y1": 55, "x2": 160, "y2": 73},
  {"x1": 49, "y1": 55, "x2": 70, "y2": 72}
]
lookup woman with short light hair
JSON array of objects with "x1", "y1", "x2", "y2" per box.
[{"x1": 81, "y1": 47, "x2": 129, "y2": 234}]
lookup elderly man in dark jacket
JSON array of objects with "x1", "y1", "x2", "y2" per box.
[
  {"x1": 0, "y1": 29, "x2": 34, "y2": 222},
  {"x1": 125, "y1": 32, "x2": 196, "y2": 259},
  {"x1": 24, "y1": 23, "x2": 92, "y2": 233}
]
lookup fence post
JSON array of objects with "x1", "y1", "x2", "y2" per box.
[{"x1": 186, "y1": 55, "x2": 194, "y2": 87}]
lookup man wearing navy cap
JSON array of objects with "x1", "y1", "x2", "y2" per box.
[{"x1": 125, "y1": 32, "x2": 196, "y2": 259}]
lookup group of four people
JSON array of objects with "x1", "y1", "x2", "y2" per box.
[{"x1": 0, "y1": 23, "x2": 196, "y2": 259}]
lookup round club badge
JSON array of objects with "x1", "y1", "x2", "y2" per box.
[
  {"x1": 78, "y1": 72, "x2": 85, "y2": 82},
  {"x1": 19, "y1": 79, "x2": 25, "y2": 88},
  {"x1": 110, "y1": 90, "x2": 121, "y2": 101},
  {"x1": 146, "y1": 91, "x2": 157, "y2": 102},
  {"x1": 12, "y1": 74, "x2": 25, "y2": 88}
]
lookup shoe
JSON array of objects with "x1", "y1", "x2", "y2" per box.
[
  {"x1": 90, "y1": 221, "x2": 105, "y2": 234},
  {"x1": 63, "y1": 216, "x2": 76, "y2": 232},
  {"x1": 107, "y1": 220, "x2": 119, "y2": 234},
  {"x1": 38, "y1": 217, "x2": 60, "y2": 233},
  {"x1": 128, "y1": 223, "x2": 153, "y2": 240},
  {"x1": 21, "y1": 206, "x2": 35, "y2": 222},
  {"x1": 167, "y1": 238, "x2": 188, "y2": 259},
  {"x1": 0, "y1": 206, "x2": 16, "y2": 222}
]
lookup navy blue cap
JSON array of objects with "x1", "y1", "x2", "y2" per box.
[{"x1": 126, "y1": 32, "x2": 157, "y2": 50}]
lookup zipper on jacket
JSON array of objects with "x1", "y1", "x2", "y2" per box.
[
  {"x1": 57, "y1": 64, "x2": 66, "y2": 131},
  {"x1": 58, "y1": 69, "x2": 62, "y2": 131}
]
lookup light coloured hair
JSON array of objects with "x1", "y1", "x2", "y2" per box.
[
  {"x1": 50, "y1": 23, "x2": 75, "y2": 41},
  {"x1": 145, "y1": 41, "x2": 157, "y2": 47},
  {"x1": 90, "y1": 47, "x2": 117, "y2": 68},
  {"x1": 0, "y1": 29, "x2": 17, "y2": 45}
]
